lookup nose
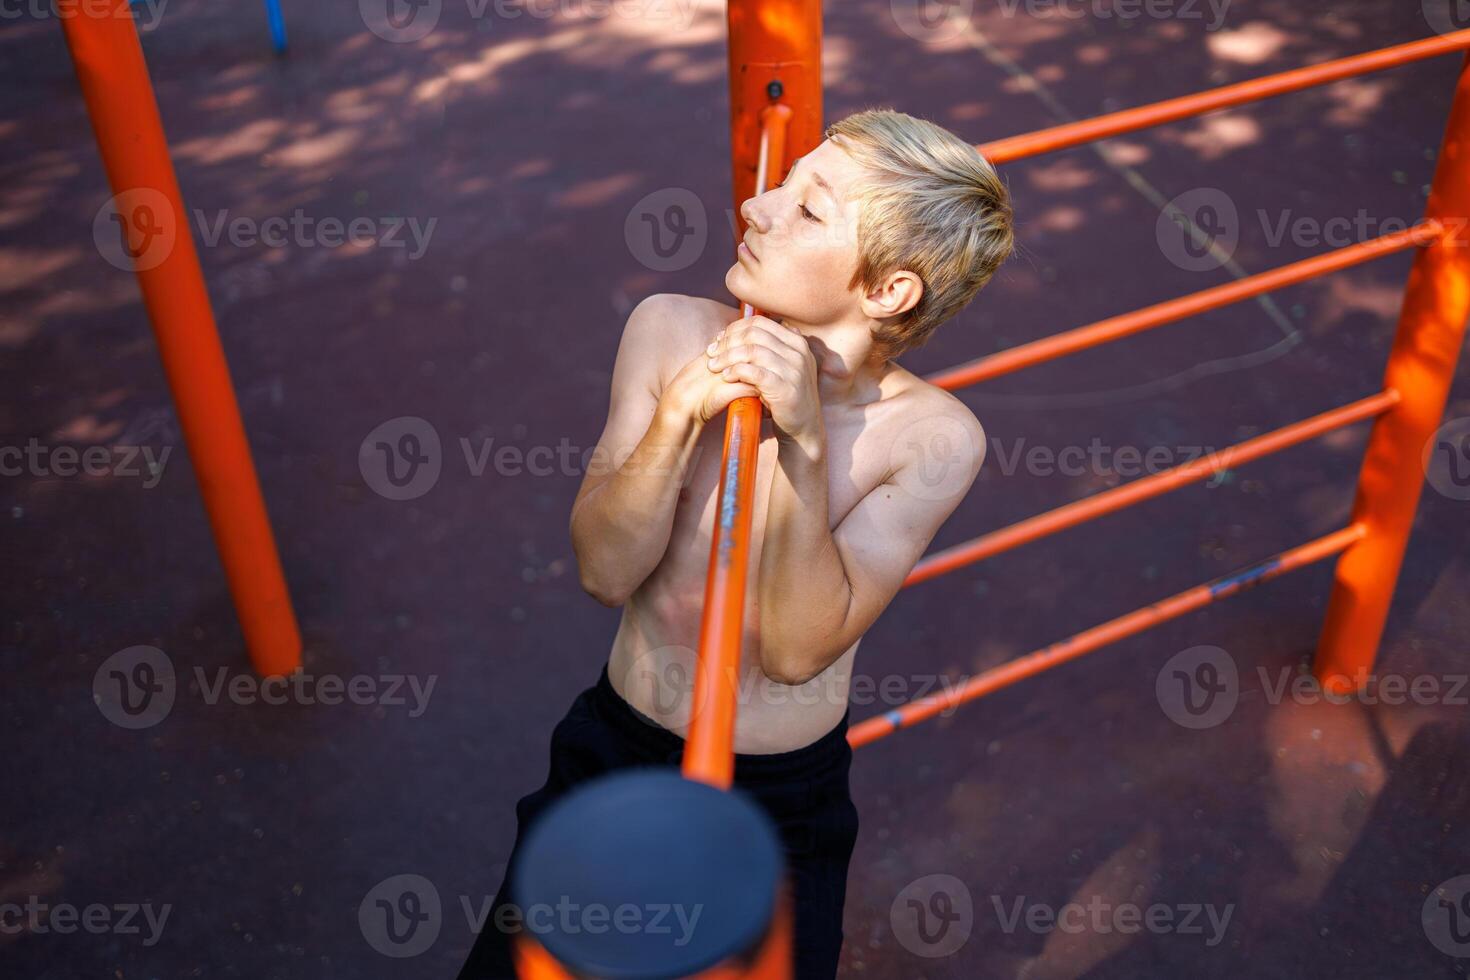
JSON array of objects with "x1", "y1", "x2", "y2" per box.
[{"x1": 740, "y1": 191, "x2": 772, "y2": 235}]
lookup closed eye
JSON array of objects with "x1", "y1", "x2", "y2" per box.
[{"x1": 774, "y1": 172, "x2": 820, "y2": 221}]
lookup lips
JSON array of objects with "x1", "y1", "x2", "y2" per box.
[{"x1": 739, "y1": 238, "x2": 759, "y2": 262}]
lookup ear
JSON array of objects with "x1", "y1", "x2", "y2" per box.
[{"x1": 859, "y1": 270, "x2": 923, "y2": 320}]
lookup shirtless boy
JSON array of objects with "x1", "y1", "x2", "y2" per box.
[{"x1": 459, "y1": 108, "x2": 1014, "y2": 979}]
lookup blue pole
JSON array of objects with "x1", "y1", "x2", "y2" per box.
[
  {"x1": 128, "y1": 0, "x2": 287, "y2": 55},
  {"x1": 264, "y1": 0, "x2": 287, "y2": 53}
]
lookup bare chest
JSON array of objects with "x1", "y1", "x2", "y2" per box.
[{"x1": 637, "y1": 410, "x2": 886, "y2": 628}]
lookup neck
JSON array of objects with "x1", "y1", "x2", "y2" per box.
[{"x1": 778, "y1": 313, "x2": 892, "y2": 407}]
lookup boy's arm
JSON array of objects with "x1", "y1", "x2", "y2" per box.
[
  {"x1": 757, "y1": 402, "x2": 985, "y2": 685},
  {"x1": 570, "y1": 295, "x2": 704, "y2": 607}
]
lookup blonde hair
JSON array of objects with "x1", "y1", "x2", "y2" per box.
[{"x1": 825, "y1": 108, "x2": 1014, "y2": 360}]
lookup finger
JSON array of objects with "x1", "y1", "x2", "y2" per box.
[
  {"x1": 711, "y1": 351, "x2": 793, "y2": 393},
  {"x1": 719, "y1": 360, "x2": 780, "y2": 391},
  {"x1": 711, "y1": 381, "x2": 760, "y2": 414},
  {"x1": 758, "y1": 315, "x2": 812, "y2": 354},
  {"x1": 706, "y1": 326, "x2": 730, "y2": 357},
  {"x1": 717, "y1": 317, "x2": 798, "y2": 356},
  {"x1": 711, "y1": 343, "x2": 795, "y2": 380},
  {"x1": 749, "y1": 345, "x2": 798, "y2": 378},
  {"x1": 733, "y1": 317, "x2": 807, "y2": 357}
]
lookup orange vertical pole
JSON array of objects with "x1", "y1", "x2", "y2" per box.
[
  {"x1": 61, "y1": 9, "x2": 302, "y2": 677},
  {"x1": 682, "y1": 106, "x2": 791, "y2": 790},
  {"x1": 682, "y1": 0, "x2": 820, "y2": 790},
  {"x1": 727, "y1": 0, "x2": 823, "y2": 240},
  {"x1": 1315, "y1": 53, "x2": 1470, "y2": 695},
  {"x1": 680, "y1": 382, "x2": 763, "y2": 790}
]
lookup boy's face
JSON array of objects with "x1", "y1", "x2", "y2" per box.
[{"x1": 725, "y1": 138, "x2": 868, "y2": 326}]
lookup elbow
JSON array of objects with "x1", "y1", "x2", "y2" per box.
[
  {"x1": 589, "y1": 589, "x2": 627, "y2": 609},
  {"x1": 762, "y1": 666, "x2": 818, "y2": 687},
  {"x1": 759, "y1": 653, "x2": 819, "y2": 688},
  {"x1": 571, "y1": 529, "x2": 631, "y2": 607},
  {"x1": 580, "y1": 570, "x2": 629, "y2": 608},
  {"x1": 574, "y1": 545, "x2": 625, "y2": 605}
]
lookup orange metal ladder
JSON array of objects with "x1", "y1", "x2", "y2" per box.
[{"x1": 688, "y1": 26, "x2": 1470, "y2": 760}]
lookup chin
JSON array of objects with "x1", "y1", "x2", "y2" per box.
[
  {"x1": 727, "y1": 265, "x2": 808, "y2": 323},
  {"x1": 724, "y1": 264, "x2": 759, "y2": 310}
]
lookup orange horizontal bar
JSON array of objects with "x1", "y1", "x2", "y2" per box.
[
  {"x1": 907, "y1": 388, "x2": 1399, "y2": 586},
  {"x1": 851, "y1": 523, "x2": 1366, "y2": 749},
  {"x1": 927, "y1": 220, "x2": 1443, "y2": 391},
  {"x1": 980, "y1": 30, "x2": 1470, "y2": 164}
]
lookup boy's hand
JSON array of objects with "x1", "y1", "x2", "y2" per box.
[
  {"x1": 705, "y1": 316, "x2": 826, "y2": 450},
  {"x1": 660, "y1": 342, "x2": 763, "y2": 429}
]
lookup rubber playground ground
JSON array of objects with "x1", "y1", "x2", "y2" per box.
[{"x1": 3, "y1": 1, "x2": 1470, "y2": 976}]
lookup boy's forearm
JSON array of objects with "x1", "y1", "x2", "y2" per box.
[
  {"x1": 757, "y1": 434, "x2": 853, "y2": 684},
  {"x1": 572, "y1": 408, "x2": 703, "y2": 605}
]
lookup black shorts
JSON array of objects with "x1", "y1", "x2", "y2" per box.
[{"x1": 457, "y1": 661, "x2": 858, "y2": 980}]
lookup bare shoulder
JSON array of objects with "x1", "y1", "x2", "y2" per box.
[
  {"x1": 632, "y1": 295, "x2": 746, "y2": 357},
  {"x1": 880, "y1": 366, "x2": 988, "y2": 485},
  {"x1": 627, "y1": 293, "x2": 742, "y2": 387}
]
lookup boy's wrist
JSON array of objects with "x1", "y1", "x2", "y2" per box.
[
  {"x1": 654, "y1": 396, "x2": 703, "y2": 440},
  {"x1": 777, "y1": 422, "x2": 826, "y2": 463}
]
